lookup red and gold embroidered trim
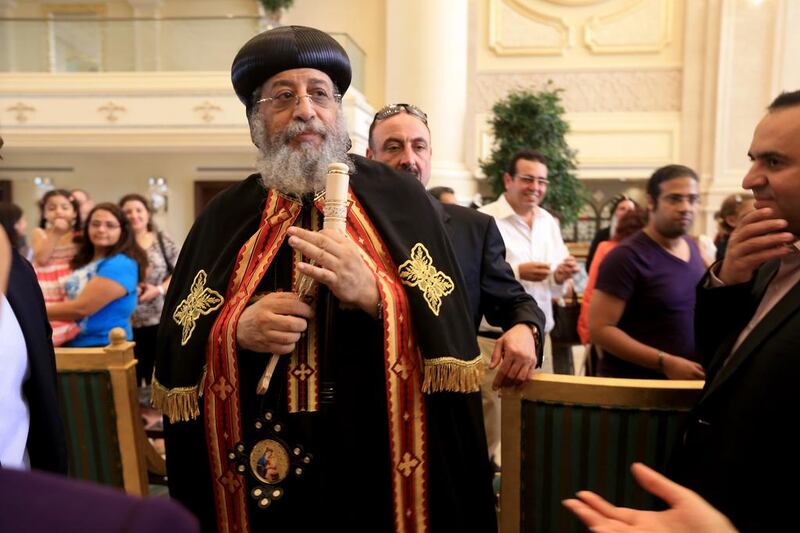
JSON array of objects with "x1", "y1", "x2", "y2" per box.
[
  {"x1": 202, "y1": 188, "x2": 429, "y2": 533},
  {"x1": 349, "y1": 192, "x2": 429, "y2": 533},
  {"x1": 205, "y1": 191, "x2": 301, "y2": 533},
  {"x1": 287, "y1": 208, "x2": 321, "y2": 413}
]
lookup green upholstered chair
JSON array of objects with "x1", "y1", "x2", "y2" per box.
[
  {"x1": 500, "y1": 374, "x2": 703, "y2": 533},
  {"x1": 55, "y1": 327, "x2": 161, "y2": 496}
]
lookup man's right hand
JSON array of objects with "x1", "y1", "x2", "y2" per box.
[
  {"x1": 519, "y1": 261, "x2": 551, "y2": 282},
  {"x1": 718, "y1": 207, "x2": 794, "y2": 285},
  {"x1": 236, "y1": 292, "x2": 313, "y2": 354},
  {"x1": 554, "y1": 255, "x2": 579, "y2": 284}
]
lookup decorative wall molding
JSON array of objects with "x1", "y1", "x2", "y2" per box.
[
  {"x1": 193, "y1": 100, "x2": 222, "y2": 123},
  {"x1": 0, "y1": 72, "x2": 373, "y2": 153},
  {"x1": 566, "y1": 111, "x2": 680, "y2": 170},
  {"x1": 474, "y1": 69, "x2": 681, "y2": 113},
  {"x1": 98, "y1": 101, "x2": 126, "y2": 123},
  {"x1": 489, "y1": 0, "x2": 571, "y2": 56},
  {"x1": 7, "y1": 102, "x2": 35, "y2": 123},
  {"x1": 474, "y1": 111, "x2": 680, "y2": 180},
  {"x1": 584, "y1": 0, "x2": 674, "y2": 54},
  {"x1": 0, "y1": 72, "x2": 233, "y2": 95}
]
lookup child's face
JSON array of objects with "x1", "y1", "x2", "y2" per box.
[{"x1": 44, "y1": 195, "x2": 76, "y2": 224}]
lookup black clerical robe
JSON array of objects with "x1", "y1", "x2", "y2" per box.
[{"x1": 155, "y1": 156, "x2": 495, "y2": 533}]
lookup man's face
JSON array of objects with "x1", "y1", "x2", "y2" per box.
[
  {"x1": 258, "y1": 68, "x2": 339, "y2": 149},
  {"x1": 647, "y1": 176, "x2": 698, "y2": 239},
  {"x1": 503, "y1": 159, "x2": 549, "y2": 212},
  {"x1": 366, "y1": 112, "x2": 432, "y2": 185},
  {"x1": 742, "y1": 105, "x2": 800, "y2": 235}
]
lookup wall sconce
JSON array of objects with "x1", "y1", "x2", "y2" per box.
[
  {"x1": 148, "y1": 176, "x2": 168, "y2": 213},
  {"x1": 33, "y1": 176, "x2": 55, "y2": 199}
]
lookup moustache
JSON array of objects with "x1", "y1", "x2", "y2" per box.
[
  {"x1": 278, "y1": 120, "x2": 328, "y2": 144},
  {"x1": 399, "y1": 163, "x2": 420, "y2": 176}
]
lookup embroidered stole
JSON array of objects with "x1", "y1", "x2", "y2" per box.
[
  {"x1": 204, "y1": 189, "x2": 429, "y2": 533},
  {"x1": 287, "y1": 207, "x2": 321, "y2": 413}
]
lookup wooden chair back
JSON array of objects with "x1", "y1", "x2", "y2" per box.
[
  {"x1": 55, "y1": 328, "x2": 153, "y2": 495},
  {"x1": 500, "y1": 373, "x2": 704, "y2": 533}
]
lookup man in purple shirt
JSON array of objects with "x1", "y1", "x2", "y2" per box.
[{"x1": 589, "y1": 164, "x2": 707, "y2": 379}]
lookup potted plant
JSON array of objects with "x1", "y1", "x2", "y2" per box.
[
  {"x1": 257, "y1": 0, "x2": 294, "y2": 30},
  {"x1": 480, "y1": 85, "x2": 586, "y2": 225}
]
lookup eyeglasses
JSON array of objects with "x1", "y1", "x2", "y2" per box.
[
  {"x1": 373, "y1": 103, "x2": 428, "y2": 125},
  {"x1": 89, "y1": 220, "x2": 121, "y2": 230},
  {"x1": 514, "y1": 175, "x2": 549, "y2": 187},
  {"x1": 256, "y1": 90, "x2": 342, "y2": 111},
  {"x1": 662, "y1": 194, "x2": 700, "y2": 206}
]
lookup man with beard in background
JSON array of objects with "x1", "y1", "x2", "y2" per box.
[
  {"x1": 589, "y1": 164, "x2": 707, "y2": 379},
  {"x1": 154, "y1": 27, "x2": 496, "y2": 533}
]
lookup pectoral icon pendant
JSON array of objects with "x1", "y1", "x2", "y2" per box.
[{"x1": 228, "y1": 410, "x2": 313, "y2": 510}]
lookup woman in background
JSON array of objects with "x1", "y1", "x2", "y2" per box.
[
  {"x1": 585, "y1": 195, "x2": 639, "y2": 272},
  {"x1": 46, "y1": 203, "x2": 146, "y2": 347},
  {"x1": 120, "y1": 194, "x2": 179, "y2": 388},
  {"x1": 31, "y1": 189, "x2": 82, "y2": 345},
  {"x1": 714, "y1": 193, "x2": 756, "y2": 261},
  {"x1": 578, "y1": 208, "x2": 647, "y2": 373}
]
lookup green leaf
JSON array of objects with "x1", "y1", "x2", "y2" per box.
[{"x1": 258, "y1": 0, "x2": 294, "y2": 11}]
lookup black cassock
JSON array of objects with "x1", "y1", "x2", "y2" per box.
[{"x1": 157, "y1": 156, "x2": 496, "y2": 533}]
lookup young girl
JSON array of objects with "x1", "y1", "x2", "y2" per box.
[{"x1": 32, "y1": 189, "x2": 82, "y2": 345}]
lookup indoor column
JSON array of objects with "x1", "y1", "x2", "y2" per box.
[
  {"x1": 127, "y1": 0, "x2": 164, "y2": 71},
  {"x1": 384, "y1": 0, "x2": 474, "y2": 200}
]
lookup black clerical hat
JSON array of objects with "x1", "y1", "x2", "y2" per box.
[{"x1": 231, "y1": 26, "x2": 352, "y2": 111}]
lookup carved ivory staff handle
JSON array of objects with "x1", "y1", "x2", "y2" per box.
[{"x1": 256, "y1": 162, "x2": 351, "y2": 395}]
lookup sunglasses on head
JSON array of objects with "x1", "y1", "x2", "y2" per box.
[{"x1": 373, "y1": 103, "x2": 428, "y2": 125}]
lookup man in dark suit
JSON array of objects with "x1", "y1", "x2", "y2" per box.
[
  {"x1": 553, "y1": 90, "x2": 800, "y2": 533},
  {"x1": 666, "y1": 90, "x2": 800, "y2": 531},
  {"x1": 366, "y1": 104, "x2": 545, "y2": 467},
  {"x1": 0, "y1": 135, "x2": 68, "y2": 473},
  {"x1": 366, "y1": 103, "x2": 544, "y2": 383}
]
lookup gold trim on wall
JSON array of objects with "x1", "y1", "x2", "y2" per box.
[
  {"x1": 584, "y1": 0, "x2": 674, "y2": 54},
  {"x1": 489, "y1": 0, "x2": 572, "y2": 56},
  {"x1": 7, "y1": 102, "x2": 36, "y2": 123}
]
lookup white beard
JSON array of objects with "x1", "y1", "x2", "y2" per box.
[{"x1": 251, "y1": 110, "x2": 353, "y2": 197}]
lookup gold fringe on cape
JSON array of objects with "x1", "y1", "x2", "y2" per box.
[
  {"x1": 422, "y1": 354, "x2": 484, "y2": 393},
  {"x1": 151, "y1": 370, "x2": 206, "y2": 423}
]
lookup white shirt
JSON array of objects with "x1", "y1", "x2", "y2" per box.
[
  {"x1": 480, "y1": 194, "x2": 569, "y2": 332},
  {"x1": 0, "y1": 294, "x2": 31, "y2": 469}
]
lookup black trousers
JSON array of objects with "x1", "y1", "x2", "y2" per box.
[{"x1": 133, "y1": 324, "x2": 159, "y2": 385}]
